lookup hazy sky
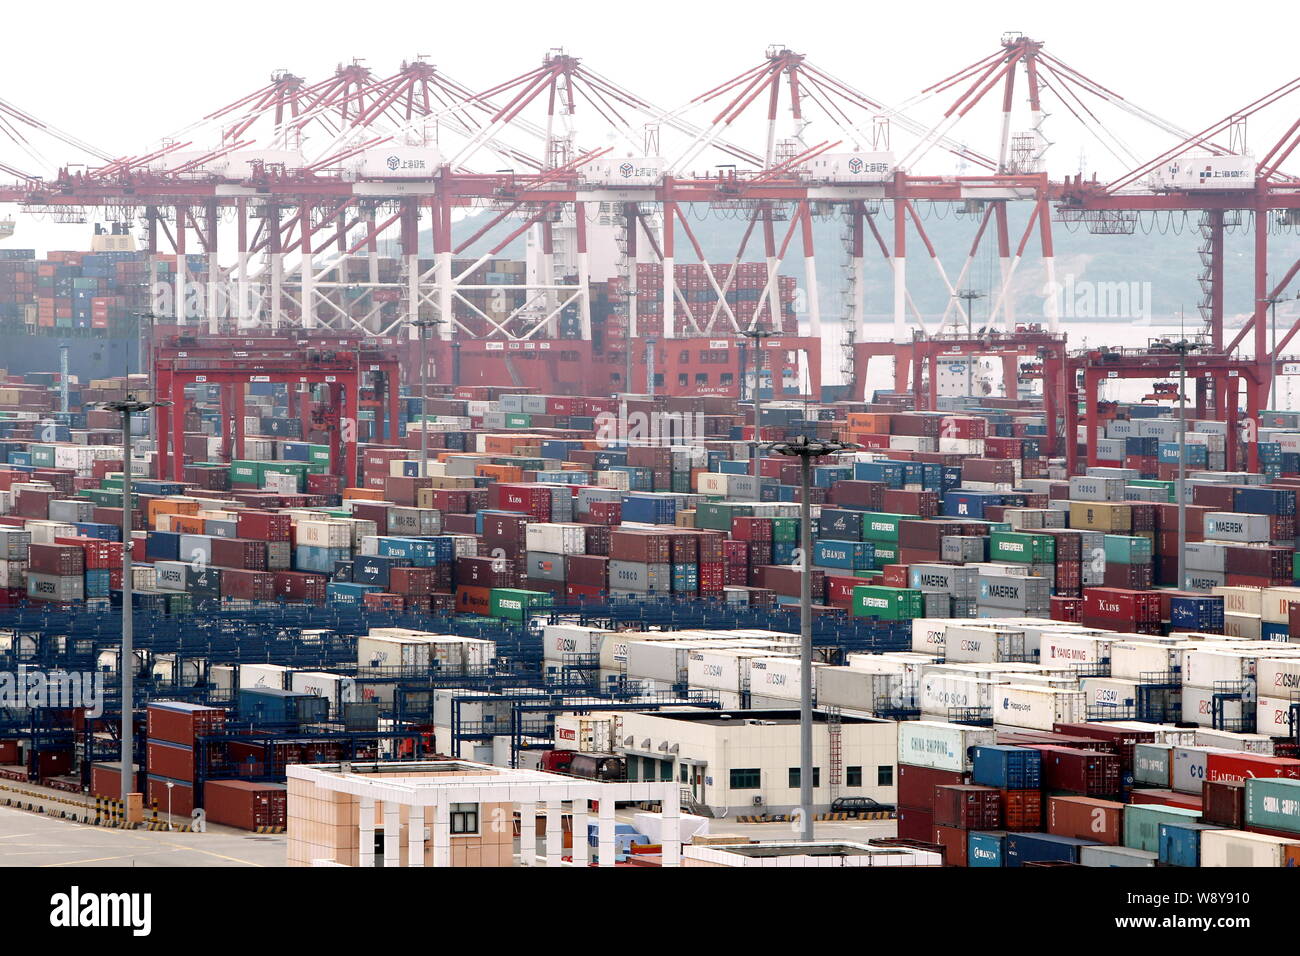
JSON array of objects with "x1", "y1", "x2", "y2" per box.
[{"x1": 5, "y1": 0, "x2": 1296, "y2": 169}]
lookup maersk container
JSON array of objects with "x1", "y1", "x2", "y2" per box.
[
  {"x1": 972, "y1": 745, "x2": 1042, "y2": 790},
  {"x1": 1158, "y1": 821, "x2": 1226, "y2": 867},
  {"x1": 1200, "y1": 829, "x2": 1300, "y2": 867},
  {"x1": 26, "y1": 572, "x2": 84, "y2": 602},
  {"x1": 1204, "y1": 512, "x2": 1272, "y2": 543},
  {"x1": 967, "y1": 830, "x2": 1006, "y2": 867},
  {"x1": 1006, "y1": 832, "x2": 1100, "y2": 866},
  {"x1": 977, "y1": 573, "x2": 1050, "y2": 610},
  {"x1": 897, "y1": 720, "x2": 996, "y2": 773},
  {"x1": 908, "y1": 563, "x2": 978, "y2": 598},
  {"x1": 1123, "y1": 804, "x2": 1200, "y2": 853}
]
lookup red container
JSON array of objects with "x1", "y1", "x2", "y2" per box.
[
  {"x1": 27, "y1": 543, "x2": 84, "y2": 576},
  {"x1": 896, "y1": 806, "x2": 934, "y2": 841},
  {"x1": 1030, "y1": 745, "x2": 1121, "y2": 796},
  {"x1": 898, "y1": 763, "x2": 966, "y2": 809},
  {"x1": 932, "y1": 824, "x2": 969, "y2": 867},
  {"x1": 609, "y1": 529, "x2": 673, "y2": 564},
  {"x1": 236, "y1": 510, "x2": 292, "y2": 542},
  {"x1": 1047, "y1": 795, "x2": 1123, "y2": 844},
  {"x1": 565, "y1": 555, "x2": 609, "y2": 589},
  {"x1": 146, "y1": 703, "x2": 224, "y2": 747},
  {"x1": 830, "y1": 480, "x2": 886, "y2": 510},
  {"x1": 147, "y1": 776, "x2": 193, "y2": 817},
  {"x1": 1129, "y1": 788, "x2": 1203, "y2": 811},
  {"x1": 389, "y1": 567, "x2": 436, "y2": 596},
  {"x1": 730, "y1": 516, "x2": 772, "y2": 542},
  {"x1": 1000, "y1": 789, "x2": 1043, "y2": 831},
  {"x1": 1205, "y1": 752, "x2": 1300, "y2": 783},
  {"x1": 146, "y1": 740, "x2": 194, "y2": 781},
  {"x1": 272, "y1": 571, "x2": 327, "y2": 604},
  {"x1": 1052, "y1": 722, "x2": 1156, "y2": 770},
  {"x1": 219, "y1": 568, "x2": 276, "y2": 601},
  {"x1": 210, "y1": 537, "x2": 267, "y2": 571},
  {"x1": 883, "y1": 490, "x2": 940, "y2": 519},
  {"x1": 1201, "y1": 779, "x2": 1245, "y2": 828},
  {"x1": 203, "y1": 779, "x2": 287, "y2": 830},
  {"x1": 1082, "y1": 587, "x2": 1161, "y2": 623},
  {"x1": 456, "y1": 556, "x2": 516, "y2": 589},
  {"x1": 933, "y1": 785, "x2": 1001, "y2": 830},
  {"x1": 91, "y1": 762, "x2": 144, "y2": 800}
]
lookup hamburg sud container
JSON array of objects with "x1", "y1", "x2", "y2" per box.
[
  {"x1": 898, "y1": 721, "x2": 995, "y2": 773},
  {"x1": 1205, "y1": 753, "x2": 1300, "y2": 784}
]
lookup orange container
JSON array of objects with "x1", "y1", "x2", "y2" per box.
[
  {"x1": 476, "y1": 464, "x2": 524, "y2": 483},
  {"x1": 343, "y1": 487, "x2": 387, "y2": 501},
  {"x1": 147, "y1": 497, "x2": 199, "y2": 529}
]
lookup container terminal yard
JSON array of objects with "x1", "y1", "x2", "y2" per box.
[{"x1": 0, "y1": 14, "x2": 1298, "y2": 909}]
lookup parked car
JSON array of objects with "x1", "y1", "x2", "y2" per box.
[{"x1": 830, "y1": 796, "x2": 895, "y2": 814}]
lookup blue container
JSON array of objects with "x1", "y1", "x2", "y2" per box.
[
  {"x1": 74, "y1": 521, "x2": 121, "y2": 542},
  {"x1": 852, "y1": 461, "x2": 905, "y2": 488},
  {"x1": 1005, "y1": 833, "x2": 1100, "y2": 866},
  {"x1": 377, "y1": 536, "x2": 453, "y2": 566},
  {"x1": 84, "y1": 569, "x2": 111, "y2": 598},
  {"x1": 1234, "y1": 487, "x2": 1295, "y2": 516},
  {"x1": 1263, "y1": 621, "x2": 1291, "y2": 641},
  {"x1": 718, "y1": 459, "x2": 750, "y2": 475},
  {"x1": 812, "y1": 539, "x2": 875, "y2": 571},
  {"x1": 817, "y1": 509, "x2": 864, "y2": 541},
  {"x1": 968, "y1": 831, "x2": 1007, "y2": 867},
  {"x1": 943, "y1": 491, "x2": 1003, "y2": 519},
  {"x1": 812, "y1": 465, "x2": 853, "y2": 489},
  {"x1": 1124, "y1": 436, "x2": 1160, "y2": 456},
  {"x1": 972, "y1": 745, "x2": 1042, "y2": 790},
  {"x1": 1158, "y1": 443, "x2": 1208, "y2": 466},
  {"x1": 326, "y1": 582, "x2": 381, "y2": 604},
  {"x1": 145, "y1": 531, "x2": 182, "y2": 561},
  {"x1": 771, "y1": 541, "x2": 797, "y2": 564},
  {"x1": 622, "y1": 494, "x2": 677, "y2": 525},
  {"x1": 540, "y1": 440, "x2": 585, "y2": 460},
  {"x1": 1158, "y1": 821, "x2": 1225, "y2": 868},
  {"x1": 353, "y1": 555, "x2": 401, "y2": 589},
  {"x1": 1169, "y1": 596, "x2": 1225, "y2": 631},
  {"x1": 134, "y1": 480, "x2": 186, "y2": 497},
  {"x1": 671, "y1": 564, "x2": 699, "y2": 592},
  {"x1": 295, "y1": 545, "x2": 351, "y2": 573}
]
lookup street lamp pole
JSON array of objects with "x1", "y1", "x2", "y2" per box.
[
  {"x1": 768, "y1": 435, "x2": 852, "y2": 842},
  {"x1": 740, "y1": 329, "x2": 777, "y2": 498},
  {"x1": 954, "y1": 289, "x2": 985, "y2": 338},
  {"x1": 1169, "y1": 340, "x2": 1199, "y2": 590},
  {"x1": 410, "y1": 316, "x2": 445, "y2": 478},
  {"x1": 102, "y1": 395, "x2": 172, "y2": 805}
]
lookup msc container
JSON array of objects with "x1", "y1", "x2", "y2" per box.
[
  {"x1": 1158, "y1": 821, "x2": 1226, "y2": 867},
  {"x1": 1199, "y1": 829, "x2": 1300, "y2": 867},
  {"x1": 1123, "y1": 804, "x2": 1201, "y2": 853},
  {"x1": 203, "y1": 779, "x2": 287, "y2": 830},
  {"x1": 897, "y1": 721, "x2": 995, "y2": 773},
  {"x1": 1047, "y1": 795, "x2": 1124, "y2": 844},
  {"x1": 1005, "y1": 832, "x2": 1099, "y2": 867},
  {"x1": 971, "y1": 745, "x2": 1042, "y2": 790}
]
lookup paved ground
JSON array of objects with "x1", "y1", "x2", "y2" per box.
[{"x1": 0, "y1": 804, "x2": 285, "y2": 867}]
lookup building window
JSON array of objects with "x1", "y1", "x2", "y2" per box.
[
  {"x1": 695, "y1": 373, "x2": 709, "y2": 386},
  {"x1": 653, "y1": 373, "x2": 664, "y2": 388},
  {"x1": 678, "y1": 373, "x2": 689, "y2": 387},
  {"x1": 450, "y1": 803, "x2": 479, "y2": 835},
  {"x1": 847, "y1": 766, "x2": 863, "y2": 787},
  {"x1": 661, "y1": 761, "x2": 673, "y2": 782},
  {"x1": 720, "y1": 372, "x2": 733, "y2": 386},
  {"x1": 679, "y1": 350, "x2": 690, "y2": 364},
  {"x1": 878, "y1": 765, "x2": 894, "y2": 787},
  {"x1": 788, "y1": 767, "x2": 821, "y2": 788},
  {"x1": 680, "y1": 764, "x2": 689, "y2": 783},
  {"x1": 729, "y1": 768, "x2": 761, "y2": 790}
]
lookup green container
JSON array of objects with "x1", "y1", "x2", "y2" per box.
[
  {"x1": 1244, "y1": 777, "x2": 1300, "y2": 834},
  {"x1": 1129, "y1": 479, "x2": 1176, "y2": 503},
  {"x1": 671, "y1": 473, "x2": 692, "y2": 494},
  {"x1": 851, "y1": 585, "x2": 924, "y2": 620},
  {"x1": 230, "y1": 460, "x2": 259, "y2": 485},
  {"x1": 1123, "y1": 804, "x2": 1200, "y2": 853},
  {"x1": 869, "y1": 544, "x2": 899, "y2": 569},
  {"x1": 504, "y1": 413, "x2": 532, "y2": 429},
  {"x1": 990, "y1": 531, "x2": 1055, "y2": 564},
  {"x1": 1293, "y1": 551, "x2": 1300, "y2": 584},
  {"x1": 772, "y1": 518, "x2": 799, "y2": 543},
  {"x1": 488, "y1": 588, "x2": 554, "y2": 622},
  {"x1": 859, "y1": 512, "x2": 912, "y2": 544},
  {"x1": 28, "y1": 444, "x2": 56, "y2": 468},
  {"x1": 308, "y1": 444, "x2": 331, "y2": 465},
  {"x1": 1104, "y1": 534, "x2": 1153, "y2": 565},
  {"x1": 165, "y1": 593, "x2": 193, "y2": 615},
  {"x1": 695, "y1": 501, "x2": 754, "y2": 532}
]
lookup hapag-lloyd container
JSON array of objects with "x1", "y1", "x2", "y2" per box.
[
  {"x1": 1199, "y1": 829, "x2": 1300, "y2": 867},
  {"x1": 995, "y1": 686, "x2": 1086, "y2": 732},
  {"x1": 897, "y1": 721, "x2": 996, "y2": 773}
]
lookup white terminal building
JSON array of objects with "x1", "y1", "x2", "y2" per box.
[{"x1": 615, "y1": 709, "x2": 898, "y2": 816}]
